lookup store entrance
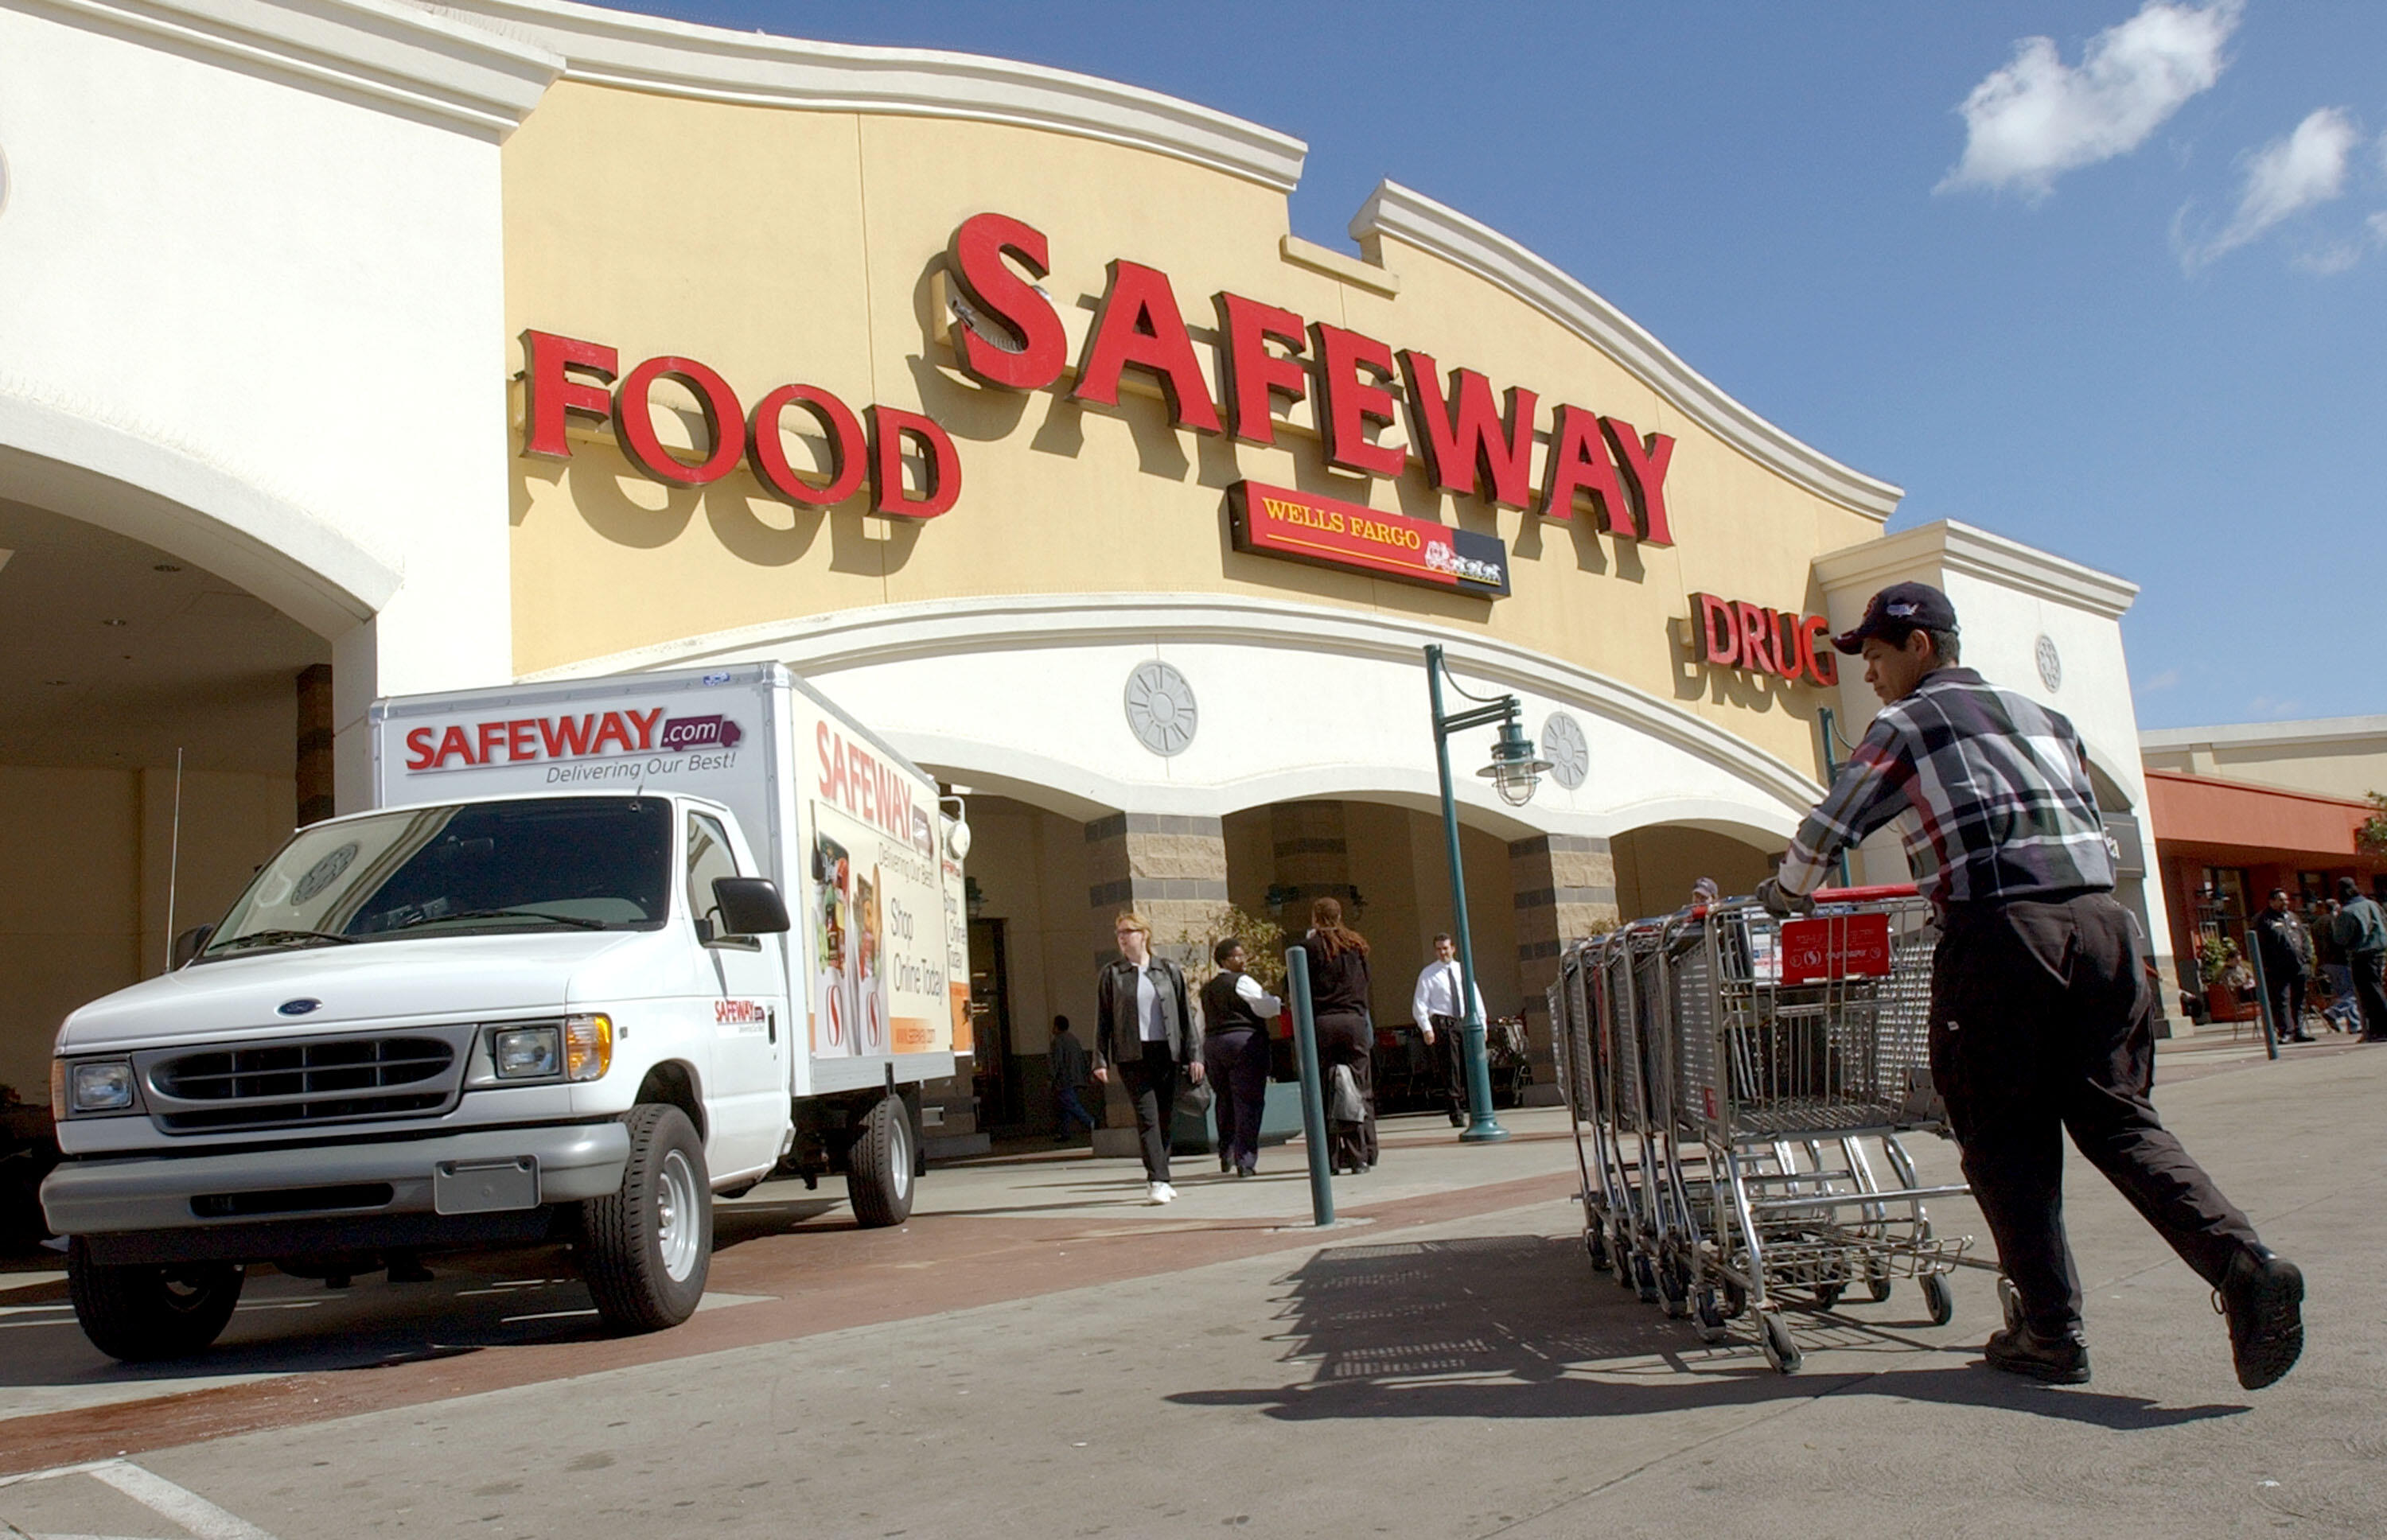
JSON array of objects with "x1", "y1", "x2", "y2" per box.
[{"x1": 967, "y1": 918, "x2": 1022, "y2": 1134}]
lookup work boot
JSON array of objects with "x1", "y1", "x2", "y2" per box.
[
  {"x1": 2218, "y1": 1246, "x2": 2304, "y2": 1390},
  {"x1": 1984, "y1": 1324, "x2": 2090, "y2": 1384}
]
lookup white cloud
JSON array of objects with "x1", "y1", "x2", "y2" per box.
[
  {"x1": 1939, "y1": 1, "x2": 2241, "y2": 199},
  {"x1": 2178, "y1": 107, "x2": 2364, "y2": 269},
  {"x1": 2249, "y1": 694, "x2": 2305, "y2": 720},
  {"x1": 2298, "y1": 240, "x2": 2364, "y2": 275},
  {"x1": 2138, "y1": 668, "x2": 2182, "y2": 692}
]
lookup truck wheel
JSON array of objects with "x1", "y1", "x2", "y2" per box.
[
  {"x1": 845, "y1": 1093, "x2": 914, "y2": 1228},
  {"x1": 579, "y1": 1103, "x2": 711, "y2": 1332},
  {"x1": 66, "y1": 1239, "x2": 243, "y2": 1361}
]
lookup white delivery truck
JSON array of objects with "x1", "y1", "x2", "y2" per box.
[{"x1": 41, "y1": 664, "x2": 972, "y2": 1360}]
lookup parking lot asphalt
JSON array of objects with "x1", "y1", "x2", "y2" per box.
[{"x1": 2, "y1": 1029, "x2": 2378, "y2": 1538}]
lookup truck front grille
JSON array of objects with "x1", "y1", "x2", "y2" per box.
[{"x1": 140, "y1": 1030, "x2": 475, "y2": 1134}]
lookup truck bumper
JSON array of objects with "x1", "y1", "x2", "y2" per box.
[{"x1": 41, "y1": 1122, "x2": 631, "y2": 1264}]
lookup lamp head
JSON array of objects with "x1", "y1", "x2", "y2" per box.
[{"x1": 1477, "y1": 717, "x2": 1552, "y2": 806}]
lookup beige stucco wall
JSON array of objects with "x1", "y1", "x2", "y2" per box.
[
  {"x1": 2141, "y1": 720, "x2": 2387, "y2": 804},
  {"x1": 0, "y1": 766, "x2": 290, "y2": 1099},
  {"x1": 501, "y1": 82, "x2": 1882, "y2": 778}
]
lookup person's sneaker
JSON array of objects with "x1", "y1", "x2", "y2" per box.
[
  {"x1": 1984, "y1": 1324, "x2": 2091, "y2": 1384},
  {"x1": 2218, "y1": 1246, "x2": 2303, "y2": 1390},
  {"x1": 1147, "y1": 1181, "x2": 1177, "y2": 1204}
]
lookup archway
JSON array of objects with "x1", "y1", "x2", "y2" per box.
[
  {"x1": 0, "y1": 493, "x2": 329, "y2": 1106},
  {"x1": 1609, "y1": 819, "x2": 1785, "y2": 920}
]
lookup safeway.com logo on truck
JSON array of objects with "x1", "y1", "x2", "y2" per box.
[
  {"x1": 817, "y1": 721, "x2": 933, "y2": 855},
  {"x1": 403, "y1": 708, "x2": 744, "y2": 773}
]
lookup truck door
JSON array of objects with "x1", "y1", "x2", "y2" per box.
[{"x1": 686, "y1": 808, "x2": 789, "y2": 1177}]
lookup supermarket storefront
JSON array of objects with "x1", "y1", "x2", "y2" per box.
[
  {"x1": 461, "y1": 0, "x2": 2179, "y2": 1124},
  {"x1": 0, "y1": 0, "x2": 2180, "y2": 1143}
]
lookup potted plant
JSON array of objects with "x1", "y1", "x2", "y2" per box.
[{"x1": 2198, "y1": 935, "x2": 2257, "y2": 1021}]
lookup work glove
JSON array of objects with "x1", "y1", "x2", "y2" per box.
[{"x1": 1755, "y1": 877, "x2": 1815, "y2": 918}]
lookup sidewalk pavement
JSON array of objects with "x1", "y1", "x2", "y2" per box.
[{"x1": 2, "y1": 1036, "x2": 2381, "y2": 1537}]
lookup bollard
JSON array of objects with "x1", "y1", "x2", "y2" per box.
[
  {"x1": 2244, "y1": 928, "x2": 2282, "y2": 1062},
  {"x1": 1284, "y1": 944, "x2": 1335, "y2": 1227}
]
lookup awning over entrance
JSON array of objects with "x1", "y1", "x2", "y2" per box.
[{"x1": 2144, "y1": 770, "x2": 2375, "y2": 862}]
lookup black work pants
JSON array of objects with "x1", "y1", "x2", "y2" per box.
[
  {"x1": 2351, "y1": 951, "x2": 2387, "y2": 1038},
  {"x1": 1204, "y1": 1027, "x2": 1270, "y2": 1172},
  {"x1": 1117, "y1": 1040, "x2": 1180, "y2": 1184},
  {"x1": 1929, "y1": 891, "x2": 2260, "y2": 1340},
  {"x1": 1432, "y1": 1013, "x2": 1468, "y2": 1122},
  {"x1": 1317, "y1": 1011, "x2": 1377, "y2": 1169},
  {"x1": 2264, "y1": 970, "x2": 2309, "y2": 1040}
]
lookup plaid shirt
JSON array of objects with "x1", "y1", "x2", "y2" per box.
[{"x1": 1780, "y1": 667, "x2": 2115, "y2": 906}]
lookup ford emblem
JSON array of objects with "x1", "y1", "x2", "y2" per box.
[{"x1": 278, "y1": 998, "x2": 321, "y2": 1017}]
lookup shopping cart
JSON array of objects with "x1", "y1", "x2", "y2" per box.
[
  {"x1": 1553, "y1": 885, "x2": 1975, "y2": 1373},
  {"x1": 1669, "y1": 885, "x2": 1971, "y2": 1371},
  {"x1": 1552, "y1": 920, "x2": 1708, "y2": 1311}
]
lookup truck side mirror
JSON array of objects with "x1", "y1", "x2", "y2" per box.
[
  {"x1": 711, "y1": 877, "x2": 791, "y2": 937},
  {"x1": 172, "y1": 925, "x2": 214, "y2": 968}
]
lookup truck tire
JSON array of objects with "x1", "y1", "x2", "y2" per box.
[
  {"x1": 66, "y1": 1239, "x2": 243, "y2": 1362},
  {"x1": 845, "y1": 1093, "x2": 914, "y2": 1228},
  {"x1": 579, "y1": 1103, "x2": 711, "y2": 1332}
]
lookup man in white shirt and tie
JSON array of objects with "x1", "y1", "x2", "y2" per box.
[{"x1": 1412, "y1": 933, "x2": 1485, "y2": 1128}]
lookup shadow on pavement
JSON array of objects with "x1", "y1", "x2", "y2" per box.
[
  {"x1": 711, "y1": 1196, "x2": 848, "y2": 1250},
  {"x1": 1167, "y1": 1234, "x2": 2248, "y2": 1433},
  {"x1": 0, "y1": 1206, "x2": 826, "y2": 1401},
  {"x1": 0, "y1": 1246, "x2": 615, "y2": 1395}
]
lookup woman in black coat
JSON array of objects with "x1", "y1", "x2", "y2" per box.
[{"x1": 1302, "y1": 896, "x2": 1377, "y2": 1173}]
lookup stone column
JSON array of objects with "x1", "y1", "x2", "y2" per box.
[
  {"x1": 1509, "y1": 834, "x2": 1618, "y2": 1099},
  {"x1": 1084, "y1": 812, "x2": 1229, "y2": 1157}
]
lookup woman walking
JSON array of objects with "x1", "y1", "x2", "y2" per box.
[
  {"x1": 1201, "y1": 937, "x2": 1281, "y2": 1178},
  {"x1": 1302, "y1": 897, "x2": 1377, "y2": 1174},
  {"x1": 1093, "y1": 911, "x2": 1202, "y2": 1204}
]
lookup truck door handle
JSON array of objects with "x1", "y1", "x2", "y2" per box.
[{"x1": 767, "y1": 1007, "x2": 777, "y2": 1045}]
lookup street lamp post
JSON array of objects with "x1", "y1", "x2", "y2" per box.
[{"x1": 1424, "y1": 644, "x2": 1550, "y2": 1145}]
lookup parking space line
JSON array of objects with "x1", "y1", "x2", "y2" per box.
[
  {"x1": 0, "y1": 1460, "x2": 278, "y2": 1540},
  {"x1": 88, "y1": 1464, "x2": 276, "y2": 1540}
]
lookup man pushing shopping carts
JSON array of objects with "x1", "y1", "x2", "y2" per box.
[{"x1": 1754, "y1": 581, "x2": 2304, "y2": 1390}]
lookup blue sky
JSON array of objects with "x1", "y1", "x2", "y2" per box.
[{"x1": 618, "y1": 1, "x2": 2382, "y2": 729}]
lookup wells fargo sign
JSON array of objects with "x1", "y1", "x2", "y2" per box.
[
  {"x1": 1689, "y1": 593, "x2": 1839, "y2": 686},
  {"x1": 1229, "y1": 481, "x2": 1510, "y2": 598}
]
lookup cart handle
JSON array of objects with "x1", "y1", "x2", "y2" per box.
[
  {"x1": 1809, "y1": 883, "x2": 1921, "y2": 903},
  {"x1": 1683, "y1": 881, "x2": 1920, "y2": 920}
]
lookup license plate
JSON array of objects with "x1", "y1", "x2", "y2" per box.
[{"x1": 434, "y1": 1156, "x2": 539, "y2": 1215}]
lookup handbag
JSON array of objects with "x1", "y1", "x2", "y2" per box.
[
  {"x1": 1327, "y1": 1063, "x2": 1365, "y2": 1125},
  {"x1": 1174, "y1": 1076, "x2": 1215, "y2": 1122}
]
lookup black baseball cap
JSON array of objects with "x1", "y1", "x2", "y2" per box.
[{"x1": 1832, "y1": 581, "x2": 1959, "y2": 656}]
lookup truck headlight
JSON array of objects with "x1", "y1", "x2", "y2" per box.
[
  {"x1": 67, "y1": 1060, "x2": 136, "y2": 1114},
  {"x1": 564, "y1": 1014, "x2": 613, "y2": 1083},
  {"x1": 492, "y1": 1025, "x2": 561, "y2": 1079}
]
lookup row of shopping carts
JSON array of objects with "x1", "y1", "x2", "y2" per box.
[{"x1": 1548, "y1": 885, "x2": 1973, "y2": 1372}]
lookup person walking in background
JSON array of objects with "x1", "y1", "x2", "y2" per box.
[
  {"x1": 2331, "y1": 877, "x2": 2387, "y2": 1041},
  {"x1": 1755, "y1": 581, "x2": 2303, "y2": 1391},
  {"x1": 2312, "y1": 898, "x2": 2360, "y2": 1032},
  {"x1": 1411, "y1": 932, "x2": 1486, "y2": 1128},
  {"x1": 1201, "y1": 939, "x2": 1280, "y2": 1178},
  {"x1": 1303, "y1": 897, "x2": 1377, "y2": 1175},
  {"x1": 2252, "y1": 889, "x2": 2316, "y2": 1044},
  {"x1": 1093, "y1": 912, "x2": 1202, "y2": 1204},
  {"x1": 1047, "y1": 1014, "x2": 1096, "y2": 1145}
]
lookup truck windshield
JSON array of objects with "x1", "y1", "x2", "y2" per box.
[{"x1": 201, "y1": 798, "x2": 672, "y2": 959}]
